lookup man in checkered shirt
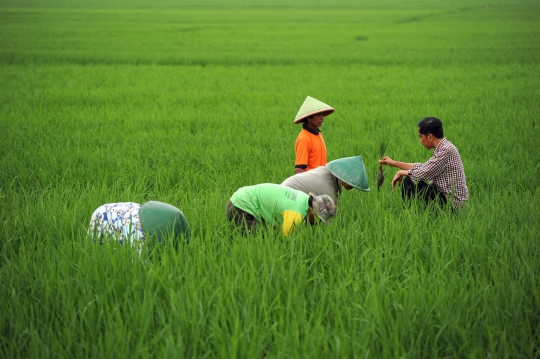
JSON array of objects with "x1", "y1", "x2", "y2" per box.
[{"x1": 378, "y1": 117, "x2": 468, "y2": 209}]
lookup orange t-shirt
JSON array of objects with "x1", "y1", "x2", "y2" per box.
[{"x1": 295, "y1": 126, "x2": 327, "y2": 171}]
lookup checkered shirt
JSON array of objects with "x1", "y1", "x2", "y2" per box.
[{"x1": 408, "y1": 138, "x2": 468, "y2": 207}]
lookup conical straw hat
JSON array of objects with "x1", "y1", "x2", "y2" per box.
[
  {"x1": 140, "y1": 201, "x2": 191, "y2": 247},
  {"x1": 326, "y1": 156, "x2": 370, "y2": 192},
  {"x1": 294, "y1": 96, "x2": 335, "y2": 124}
]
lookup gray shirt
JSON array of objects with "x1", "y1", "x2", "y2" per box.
[{"x1": 280, "y1": 166, "x2": 341, "y2": 204}]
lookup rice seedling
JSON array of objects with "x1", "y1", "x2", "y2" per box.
[{"x1": 375, "y1": 120, "x2": 392, "y2": 191}]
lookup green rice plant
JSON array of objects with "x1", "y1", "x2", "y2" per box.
[{"x1": 1, "y1": 0, "x2": 540, "y2": 357}]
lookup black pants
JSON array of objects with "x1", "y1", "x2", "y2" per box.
[
  {"x1": 402, "y1": 176, "x2": 447, "y2": 207},
  {"x1": 226, "y1": 200, "x2": 261, "y2": 235}
]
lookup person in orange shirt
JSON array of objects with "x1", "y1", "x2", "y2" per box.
[{"x1": 293, "y1": 96, "x2": 334, "y2": 174}]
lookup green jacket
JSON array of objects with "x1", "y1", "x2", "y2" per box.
[{"x1": 230, "y1": 183, "x2": 310, "y2": 235}]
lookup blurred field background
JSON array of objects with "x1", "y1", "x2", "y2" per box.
[{"x1": 1, "y1": 0, "x2": 539, "y2": 357}]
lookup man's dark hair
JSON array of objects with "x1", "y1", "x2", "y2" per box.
[
  {"x1": 418, "y1": 117, "x2": 444, "y2": 138},
  {"x1": 301, "y1": 114, "x2": 315, "y2": 123}
]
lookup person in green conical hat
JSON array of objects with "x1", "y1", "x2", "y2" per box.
[
  {"x1": 88, "y1": 201, "x2": 190, "y2": 255},
  {"x1": 281, "y1": 156, "x2": 370, "y2": 205},
  {"x1": 139, "y1": 201, "x2": 191, "y2": 245},
  {"x1": 293, "y1": 96, "x2": 334, "y2": 174}
]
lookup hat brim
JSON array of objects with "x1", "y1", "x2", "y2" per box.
[
  {"x1": 334, "y1": 175, "x2": 370, "y2": 192},
  {"x1": 309, "y1": 192, "x2": 330, "y2": 225},
  {"x1": 139, "y1": 201, "x2": 190, "y2": 244},
  {"x1": 315, "y1": 211, "x2": 330, "y2": 225},
  {"x1": 294, "y1": 109, "x2": 335, "y2": 124},
  {"x1": 326, "y1": 156, "x2": 370, "y2": 192}
]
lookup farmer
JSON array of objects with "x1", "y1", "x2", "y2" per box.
[
  {"x1": 226, "y1": 183, "x2": 336, "y2": 236},
  {"x1": 88, "y1": 201, "x2": 190, "y2": 253},
  {"x1": 293, "y1": 96, "x2": 334, "y2": 174},
  {"x1": 281, "y1": 156, "x2": 370, "y2": 205},
  {"x1": 378, "y1": 117, "x2": 468, "y2": 209}
]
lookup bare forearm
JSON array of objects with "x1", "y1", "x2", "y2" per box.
[
  {"x1": 391, "y1": 170, "x2": 409, "y2": 191},
  {"x1": 388, "y1": 160, "x2": 413, "y2": 170},
  {"x1": 378, "y1": 156, "x2": 413, "y2": 171},
  {"x1": 395, "y1": 169, "x2": 409, "y2": 177}
]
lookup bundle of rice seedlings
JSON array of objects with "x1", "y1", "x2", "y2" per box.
[{"x1": 377, "y1": 125, "x2": 391, "y2": 191}]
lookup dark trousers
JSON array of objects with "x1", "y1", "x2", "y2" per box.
[
  {"x1": 226, "y1": 200, "x2": 261, "y2": 235},
  {"x1": 402, "y1": 176, "x2": 447, "y2": 207}
]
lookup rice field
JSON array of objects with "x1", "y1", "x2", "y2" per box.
[{"x1": 1, "y1": 0, "x2": 539, "y2": 357}]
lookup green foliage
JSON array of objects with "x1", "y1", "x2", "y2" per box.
[{"x1": 1, "y1": 0, "x2": 540, "y2": 358}]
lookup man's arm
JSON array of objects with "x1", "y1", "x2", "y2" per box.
[
  {"x1": 378, "y1": 156, "x2": 414, "y2": 170},
  {"x1": 407, "y1": 151, "x2": 448, "y2": 182},
  {"x1": 295, "y1": 137, "x2": 310, "y2": 173},
  {"x1": 282, "y1": 210, "x2": 304, "y2": 236},
  {"x1": 391, "y1": 169, "x2": 408, "y2": 191}
]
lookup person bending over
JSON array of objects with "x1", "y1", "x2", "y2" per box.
[
  {"x1": 281, "y1": 156, "x2": 370, "y2": 205},
  {"x1": 226, "y1": 183, "x2": 336, "y2": 236},
  {"x1": 88, "y1": 201, "x2": 190, "y2": 254}
]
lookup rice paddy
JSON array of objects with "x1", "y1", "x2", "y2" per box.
[{"x1": 1, "y1": 0, "x2": 539, "y2": 357}]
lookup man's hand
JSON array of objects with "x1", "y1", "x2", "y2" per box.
[
  {"x1": 391, "y1": 170, "x2": 408, "y2": 190},
  {"x1": 378, "y1": 156, "x2": 394, "y2": 166}
]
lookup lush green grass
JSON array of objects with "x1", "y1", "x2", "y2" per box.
[
  {"x1": 1, "y1": 0, "x2": 539, "y2": 66},
  {"x1": 1, "y1": 0, "x2": 539, "y2": 358}
]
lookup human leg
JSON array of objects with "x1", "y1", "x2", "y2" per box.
[
  {"x1": 226, "y1": 200, "x2": 259, "y2": 234},
  {"x1": 401, "y1": 176, "x2": 447, "y2": 207}
]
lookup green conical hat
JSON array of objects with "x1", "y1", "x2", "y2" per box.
[
  {"x1": 326, "y1": 156, "x2": 370, "y2": 192},
  {"x1": 294, "y1": 96, "x2": 335, "y2": 124},
  {"x1": 139, "y1": 201, "x2": 191, "y2": 246}
]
